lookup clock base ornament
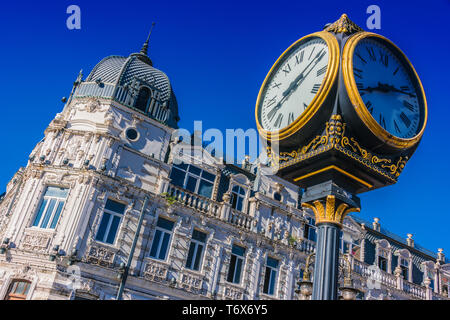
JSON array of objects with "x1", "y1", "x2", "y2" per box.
[{"x1": 301, "y1": 181, "x2": 360, "y2": 300}]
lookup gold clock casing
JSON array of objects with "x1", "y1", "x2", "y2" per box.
[
  {"x1": 342, "y1": 32, "x2": 428, "y2": 150},
  {"x1": 255, "y1": 31, "x2": 340, "y2": 143}
]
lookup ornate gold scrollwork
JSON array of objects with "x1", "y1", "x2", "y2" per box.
[
  {"x1": 268, "y1": 114, "x2": 408, "y2": 179},
  {"x1": 324, "y1": 14, "x2": 364, "y2": 35},
  {"x1": 302, "y1": 195, "x2": 360, "y2": 226}
]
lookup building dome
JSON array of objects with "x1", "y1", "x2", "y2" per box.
[{"x1": 73, "y1": 44, "x2": 180, "y2": 128}]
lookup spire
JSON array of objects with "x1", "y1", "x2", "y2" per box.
[
  {"x1": 140, "y1": 22, "x2": 156, "y2": 56},
  {"x1": 324, "y1": 14, "x2": 363, "y2": 35}
]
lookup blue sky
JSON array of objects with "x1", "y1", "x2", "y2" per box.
[{"x1": 0, "y1": 0, "x2": 449, "y2": 255}]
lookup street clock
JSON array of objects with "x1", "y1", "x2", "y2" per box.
[{"x1": 255, "y1": 14, "x2": 427, "y2": 194}]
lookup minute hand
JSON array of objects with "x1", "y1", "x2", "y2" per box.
[
  {"x1": 281, "y1": 48, "x2": 325, "y2": 99},
  {"x1": 266, "y1": 49, "x2": 325, "y2": 122}
]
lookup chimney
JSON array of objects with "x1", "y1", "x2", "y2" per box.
[
  {"x1": 438, "y1": 248, "x2": 445, "y2": 263},
  {"x1": 406, "y1": 233, "x2": 414, "y2": 247},
  {"x1": 372, "y1": 217, "x2": 380, "y2": 232}
]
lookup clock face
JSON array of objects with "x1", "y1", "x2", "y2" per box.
[
  {"x1": 258, "y1": 37, "x2": 330, "y2": 132},
  {"x1": 352, "y1": 38, "x2": 424, "y2": 139}
]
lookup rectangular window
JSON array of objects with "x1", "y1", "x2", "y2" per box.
[
  {"x1": 32, "y1": 186, "x2": 68, "y2": 229},
  {"x1": 149, "y1": 217, "x2": 175, "y2": 260},
  {"x1": 95, "y1": 199, "x2": 126, "y2": 245},
  {"x1": 170, "y1": 162, "x2": 215, "y2": 198},
  {"x1": 378, "y1": 256, "x2": 387, "y2": 271},
  {"x1": 263, "y1": 257, "x2": 279, "y2": 295},
  {"x1": 185, "y1": 229, "x2": 207, "y2": 271},
  {"x1": 400, "y1": 258, "x2": 409, "y2": 280},
  {"x1": 227, "y1": 244, "x2": 246, "y2": 284},
  {"x1": 304, "y1": 217, "x2": 316, "y2": 242},
  {"x1": 231, "y1": 185, "x2": 246, "y2": 212}
]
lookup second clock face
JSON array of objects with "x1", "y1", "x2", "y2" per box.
[
  {"x1": 352, "y1": 38, "x2": 422, "y2": 139},
  {"x1": 258, "y1": 37, "x2": 329, "y2": 132}
]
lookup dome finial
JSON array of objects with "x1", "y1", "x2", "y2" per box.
[
  {"x1": 140, "y1": 22, "x2": 156, "y2": 56},
  {"x1": 324, "y1": 14, "x2": 363, "y2": 34}
]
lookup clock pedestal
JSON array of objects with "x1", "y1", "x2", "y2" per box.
[{"x1": 301, "y1": 181, "x2": 360, "y2": 300}]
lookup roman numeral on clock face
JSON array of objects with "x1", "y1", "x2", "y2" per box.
[
  {"x1": 295, "y1": 51, "x2": 304, "y2": 65},
  {"x1": 355, "y1": 52, "x2": 367, "y2": 64},
  {"x1": 282, "y1": 63, "x2": 291, "y2": 76},
  {"x1": 400, "y1": 112, "x2": 411, "y2": 128},
  {"x1": 403, "y1": 100, "x2": 415, "y2": 112},
  {"x1": 394, "y1": 120, "x2": 401, "y2": 134},
  {"x1": 379, "y1": 114, "x2": 386, "y2": 129},
  {"x1": 288, "y1": 112, "x2": 295, "y2": 125},
  {"x1": 354, "y1": 68, "x2": 363, "y2": 79},
  {"x1": 316, "y1": 65, "x2": 327, "y2": 77},
  {"x1": 311, "y1": 84, "x2": 321, "y2": 94},
  {"x1": 274, "y1": 113, "x2": 283, "y2": 128},
  {"x1": 379, "y1": 51, "x2": 388, "y2": 67},
  {"x1": 367, "y1": 46, "x2": 376, "y2": 61},
  {"x1": 366, "y1": 101, "x2": 373, "y2": 114}
]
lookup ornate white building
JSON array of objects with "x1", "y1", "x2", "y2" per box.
[{"x1": 0, "y1": 37, "x2": 448, "y2": 300}]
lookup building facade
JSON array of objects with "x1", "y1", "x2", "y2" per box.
[{"x1": 0, "y1": 40, "x2": 448, "y2": 300}]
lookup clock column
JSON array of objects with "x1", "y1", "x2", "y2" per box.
[{"x1": 301, "y1": 182, "x2": 360, "y2": 300}]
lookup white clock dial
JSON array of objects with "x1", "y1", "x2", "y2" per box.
[{"x1": 259, "y1": 38, "x2": 329, "y2": 132}]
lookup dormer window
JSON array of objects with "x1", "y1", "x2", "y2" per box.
[
  {"x1": 400, "y1": 258, "x2": 409, "y2": 280},
  {"x1": 231, "y1": 185, "x2": 246, "y2": 212},
  {"x1": 134, "y1": 87, "x2": 151, "y2": 112},
  {"x1": 170, "y1": 162, "x2": 215, "y2": 198}
]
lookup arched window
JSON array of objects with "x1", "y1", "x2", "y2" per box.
[
  {"x1": 5, "y1": 280, "x2": 31, "y2": 300},
  {"x1": 134, "y1": 87, "x2": 151, "y2": 112},
  {"x1": 231, "y1": 185, "x2": 246, "y2": 212}
]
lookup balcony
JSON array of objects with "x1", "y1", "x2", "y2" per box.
[{"x1": 166, "y1": 184, "x2": 221, "y2": 218}]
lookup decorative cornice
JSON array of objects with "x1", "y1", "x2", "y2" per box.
[{"x1": 324, "y1": 14, "x2": 364, "y2": 35}]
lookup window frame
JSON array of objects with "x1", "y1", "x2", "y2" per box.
[
  {"x1": 170, "y1": 162, "x2": 216, "y2": 199},
  {"x1": 134, "y1": 86, "x2": 152, "y2": 113},
  {"x1": 32, "y1": 186, "x2": 68, "y2": 230},
  {"x1": 149, "y1": 216, "x2": 175, "y2": 261},
  {"x1": 230, "y1": 185, "x2": 246, "y2": 212},
  {"x1": 5, "y1": 280, "x2": 31, "y2": 300},
  {"x1": 95, "y1": 199, "x2": 127, "y2": 245},
  {"x1": 304, "y1": 217, "x2": 317, "y2": 242},
  {"x1": 227, "y1": 244, "x2": 246, "y2": 285},
  {"x1": 262, "y1": 256, "x2": 279, "y2": 296},
  {"x1": 185, "y1": 229, "x2": 207, "y2": 271}
]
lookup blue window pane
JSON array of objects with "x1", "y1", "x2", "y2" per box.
[
  {"x1": 106, "y1": 215, "x2": 121, "y2": 244},
  {"x1": 192, "y1": 230, "x2": 207, "y2": 242},
  {"x1": 186, "y1": 176, "x2": 197, "y2": 193},
  {"x1": 193, "y1": 244, "x2": 204, "y2": 270},
  {"x1": 201, "y1": 171, "x2": 215, "y2": 182},
  {"x1": 170, "y1": 167, "x2": 186, "y2": 188},
  {"x1": 267, "y1": 257, "x2": 279, "y2": 269},
  {"x1": 188, "y1": 165, "x2": 201, "y2": 175},
  {"x1": 41, "y1": 199, "x2": 56, "y2": 228},
  {"x1": 263, "y1": 267, "x2": 271, "y2": 294},
  {"x1": 185, "y1": 242, "x2": 196, "y2": 269},
  {"x1": 158, "y1": 233, "x2": 171, "y2": 260},
  {"x1": 95, "y1": 213, "x2": 111, "y2": 242},
  {"x1": 150, "y1": 230, "x2": 162, "y2": 257},
  {"x1": 173, "y1": 162, "x2": 188, "y2": 171},
  {"x1": 235, "y1": 258, "x2": 243, "y2": 283},
  {"x1": 232, "y1": 185, "x2": 240, "y2": 193},
  {"x1": 269, "y1": 270, "x2": 276, "y2": 294},
  {"x1": 33, "y1": 199, "x2": 48, "y2": 227},
  {"x1": 156, "y1": 217, "x2": 174, "y2": 231},
  {"x1": 45, "y1": 187, "x2": 68, "y2": 198},
  {"x1": 227, "y1": 255, "x2": 237, "y2": 282},
  {"x1": 105, "y1": 199, "x2": 126, "y2": 214},
  {"x1": 232, "y1": 245, "x2": 245, "y2": 256},
  {"x1": 198, "y1": 180, "x2": 213, "y2": 198},
  {"x1": 236, "y1": 197, "x2": 243, "y2": 211},
  {"x1": 49, "y1": 201, "x2": 64, "y2": 229}
]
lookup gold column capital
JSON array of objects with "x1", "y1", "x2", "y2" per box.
[{"x1": 302, "y1": 195, "x2": 360, "y2": 226}]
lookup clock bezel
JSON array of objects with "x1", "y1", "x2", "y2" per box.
[
  {"x1": 342, "y1": 32, "x2": 428, "y2": 149},
  {"x1": 255, "y1": 31, "x2": 339, "y2": 142}
]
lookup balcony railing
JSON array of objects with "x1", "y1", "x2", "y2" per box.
[
  {"x1": 403, "y1": 280, "x2": 426, "y2": 299},
  {"x1": 228, "y1": 208, "x2": 254, "y2": 231},
  {"x1": 166, "y1": 185, "x2": 221, "y2": 218}
]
